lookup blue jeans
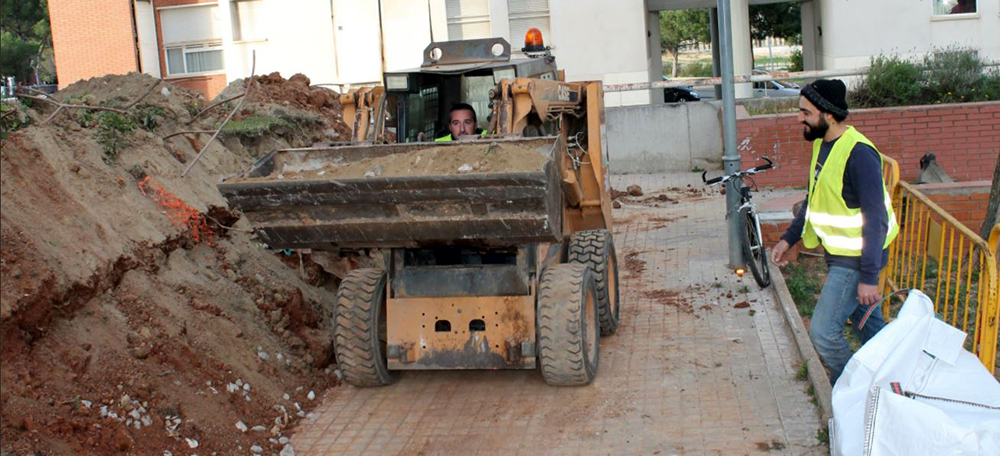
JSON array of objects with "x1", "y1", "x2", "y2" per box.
[{"x1": 809, "y1": 266, "x2": 886, "y2": 385}]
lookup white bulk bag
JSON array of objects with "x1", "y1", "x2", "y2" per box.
[{"x1": 830, "y1": 290, "x2": 1000, "y2": 456}]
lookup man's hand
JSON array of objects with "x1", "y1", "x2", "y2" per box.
[
  {"x1": 857, "y1": 283, "x2": 881, "y2": 306},
  {"x1": 771, "y1": 240, "x2": 791, "y2": 267}
]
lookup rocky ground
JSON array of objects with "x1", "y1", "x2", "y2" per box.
[{"x1": 1, "y1": 72, "x2": 361, "y2": 456}]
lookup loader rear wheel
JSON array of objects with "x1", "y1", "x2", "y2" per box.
[
  {"x1": 333, "y1": 269, "x2": 397, "y2": 387},
  {"x1": 537, "y1": 263, "x2": 599, "y2": 386},
  {"x1": 569, "y1": 230, "x2": 620, "y2": 336}
]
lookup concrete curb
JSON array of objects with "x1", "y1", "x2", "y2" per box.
[{"x1": 768, "y1": 259, "x2": 834, "y2": 425}]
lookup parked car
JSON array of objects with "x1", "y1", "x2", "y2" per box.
[
  {"x1": 662, "y1": 76, "x2": 701, "y2": 103},
  {"x1": 752, "y1": 69, "x2": 800, "y2": 98}
]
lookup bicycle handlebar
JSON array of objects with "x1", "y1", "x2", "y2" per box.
[
  {"x1": 702, "y1": 156, "x2": 775, "y2": 185},
  {"x1": 752, "y1": 156, "x2": 774, "y2": 172}
]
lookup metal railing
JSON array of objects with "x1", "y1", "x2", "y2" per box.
[{"x1": 881, "y1": 179, "x2": 999, "y2": 373}]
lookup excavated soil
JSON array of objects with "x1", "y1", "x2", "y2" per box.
[
  {"x1": 272, "y1": 142, "x2": 550, "y2": 180},
  {"x1": 1, "y1": 72, "x2": 353, "y2": 456}
]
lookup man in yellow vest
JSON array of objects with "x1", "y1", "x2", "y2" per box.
[
  {"x1": 770, "y1": 79, "x2": 899, "y2": 385},
  {"x1": 435, "y1": 103, "x2": 485, "y2": 141}
]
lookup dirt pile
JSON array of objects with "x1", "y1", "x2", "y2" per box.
[
  {"x1": 1, "y1": 72, "x2": 351, "y2": 456},
  {"x1": 264, "y1": 142, "x2": 550, "y2": 181},
  {"x1": 218, "y1": 72, "x2": 353, "y2": 144}
]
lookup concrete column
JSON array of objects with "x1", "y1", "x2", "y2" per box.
[
  {"x1": 800, "y1": 0, "x2": 818, "y2": 70},
  {"x1": 710, "y1": 7, "x2": 721, "y2": 99},
  {"x1": 729, "y1": 0, "x2": 752, "y2": 99},
  {"x1": 648, "y1": 11, "x2": 664, "y2": 104}
]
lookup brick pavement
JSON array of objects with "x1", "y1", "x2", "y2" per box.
[{"x1": 290, "y1": 173, "x2": 825, "y2": 456}]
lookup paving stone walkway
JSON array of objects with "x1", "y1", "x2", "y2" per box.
[{"x1": 290, "y1": 173, "x2": 825, "y2": 456}]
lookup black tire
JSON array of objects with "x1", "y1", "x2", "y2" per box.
[
  {"x1": 740, "y1": 206, "x2": 771, "y2": 288},
  {"x1": 333, "y1": 269, "x2": 397, "y2": 387},
  {"x1": 537, "y1": 263, "x2": 600, "y2": 386},
  {"x1": 568, "y1": 229, "x2": 620, "y2": 336}
]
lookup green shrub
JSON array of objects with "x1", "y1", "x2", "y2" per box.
[
  {"x1": 133, "y1": 104, "x2": 165, "y2": 132},
  {"x1": 979, "y1": 69, "x2": 1000, "y2": 101},
  {"x1": 850, "y1": 48, "x2": 999, "y2": 108},
  {"x1": 0, "y1": 103, "x2": 29, "y2": 139},
  {"x1": 850, "y1": 54, "x2": 924, "y2": 108},
  {"x1": 94, "y1": 111, "x2": 136, "y2": 164},
  {"x1": 789, "y1": 49, "x2": 804, "y2": 72},
  {"x1": 924, "y1": 47, "x2": 985, "y2": 104},
  {"x1": 679, "y1": 61, "x2": 713, "y2": 78}
]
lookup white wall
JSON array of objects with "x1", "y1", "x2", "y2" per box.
[
  {"x1": 218, "y1": 0, "x2": 339, "y2": 86},
  {"x1": 134, "y1": 0, "x2": 160, "y2": 78},
  {"x1": 606, "y1": 101, "x2": 723, "y2": 173},
  {"x1": 818, "y1": 0, "x2": 1000, "y2": 70},
  {"x1": 549, "y1": 0, "x2": 652, "y2": 106},
  {"x1": 380, "y1": 0, "x2": 436, "y2": 72}
]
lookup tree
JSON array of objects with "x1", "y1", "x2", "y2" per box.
[
  {"x1": 749, "y1": 2, "x2": 802, "y2": 44},
  {"x1": 0, "y1": 0, "x2": 53, "y2": 82},
  {"x1": 980, "y1": 150, "x2": 1000, "y2": 245},
  {"x1": 659, "y1": 10, "x2": 710, "y2": 77}
]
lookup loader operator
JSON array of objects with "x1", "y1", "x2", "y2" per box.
[
  {"x1": 769, "y1": 79, "x2": 899, "y2": 385},
  {"x1": 435, "y1": 103, "x2": 486, "y2": 141}
]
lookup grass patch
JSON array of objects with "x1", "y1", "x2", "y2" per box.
[
  {"x1": 806, "y1": 383, "x2": 819, "y2": 406},
  {"x1": 782, "y1": 258, "x2": 824, "y2": 318},
  {"x1": 795, "y1": 363, "x2": 808, "y2": 381},
  {"x1": 817, "y1": 426, "x2": 830, "y2": 445},
  {"x1": 221, "y1": 109, "x2": 321, "y2": 140}
]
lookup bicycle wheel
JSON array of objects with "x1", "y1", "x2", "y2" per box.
[{"x1": 740, "y1": 206, "x2": 771, "y2": 288}]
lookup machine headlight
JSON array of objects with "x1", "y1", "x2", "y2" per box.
[{"x1": 386, "y1": 75, "x2": 408, "y2": 91}]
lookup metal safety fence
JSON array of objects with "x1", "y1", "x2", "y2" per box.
[{"x1": 881, "y1": 177, "x2": 999, "y2": 373}]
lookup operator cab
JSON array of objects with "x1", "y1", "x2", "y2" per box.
[{"x1": 381, "y1": 37, "x2": 558, "y2": 143}]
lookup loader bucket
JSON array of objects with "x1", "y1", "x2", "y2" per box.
[{"x1": 217, "y1": 137, "x2": 564, "y2": 249}]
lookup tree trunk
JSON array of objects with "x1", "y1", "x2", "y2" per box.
[
  {"x1": 672, "y1": 52, "x2": 679, "y2": 77},
  {"x1": 979, "y1": 149, "x2": 1000, "y2": 242}
]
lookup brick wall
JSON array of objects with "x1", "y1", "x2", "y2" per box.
[
  {"x1": 167, "y1": 75, "x2": 228, "y2": 101},
  {"x1": 738, "y1": 102, "x2": 1000, "y2": 189},
  {"x1": 916, "y1": 181, "x2": 992, "y2": 234},
  {"x1": 48, "y1": 0, "x2": 139, "y2": 88}
]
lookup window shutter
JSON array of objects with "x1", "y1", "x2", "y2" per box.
[
  {"x1": 160, "y1": 5, "x2": 222, "y2": 45},
  {"x1": 508, "y1": 0, "x2": 550, "y2": 50},
  {"x1": 445, "y1": 0, "x2": 491, "y2": 41}
]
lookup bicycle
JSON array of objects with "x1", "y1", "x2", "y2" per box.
[{"x1": 702, "y1": 156, "x2": 775, "y2": 288}]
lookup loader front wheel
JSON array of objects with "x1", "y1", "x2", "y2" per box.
[
  {"x1": 569, "y1": 230, "x2": 620, "y2": 336},
  {"x1": 333, "y1": 269, "x2": 397, "y2": 387},
  {"x1": 537, "y1": 263, "x2": 599, "y2": 386}
]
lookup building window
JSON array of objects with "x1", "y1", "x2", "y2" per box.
[
  {"x1": 933, "y1": 0, "x2": 977, "y2": 15},
  {"x1": 508, "y1": 0, "x2": 550, "y2": 51},
  {"x1": 159, "y1": 4, "x2": 224, "y2": 76},
  {"x1": 166, "y1": 42, "x2": 224, "y2": 76},
  {"x1": 446, "y1": 0, "x2": 491, "y2": 40},
  {"x1": 231, "y1": 0, "x2": 266, "y2": 42}
]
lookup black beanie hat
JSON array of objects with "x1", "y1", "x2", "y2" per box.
[{"x1": 801, "y1": 79, "x2": 849, "y2": 118}]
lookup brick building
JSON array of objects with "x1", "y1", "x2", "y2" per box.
[
  {"x1": 48, "y1": 0, "x2": 140, "y2": 89},
  {"x1": 48, "y1": 0, "x2": 228, "y2": 99}
]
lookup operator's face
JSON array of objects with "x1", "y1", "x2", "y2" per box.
[
  {"x1": 448, "y1": 109, "x2": 476, "y2": 138},
  {"x1": 798, "y1": 97, "x2": 829, "y2": 141}
]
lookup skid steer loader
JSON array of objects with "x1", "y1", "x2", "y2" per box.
[{"x1": 218, "y1": 32, "x2": 619, "y2": 386}]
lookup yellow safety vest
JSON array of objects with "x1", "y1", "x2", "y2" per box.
[
  {"x1": 434, "y1": 130, "x2": 487, "y2": 141},
  {"x1": 801, "y1": 126, "x2": 899, "y2": 256}
]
